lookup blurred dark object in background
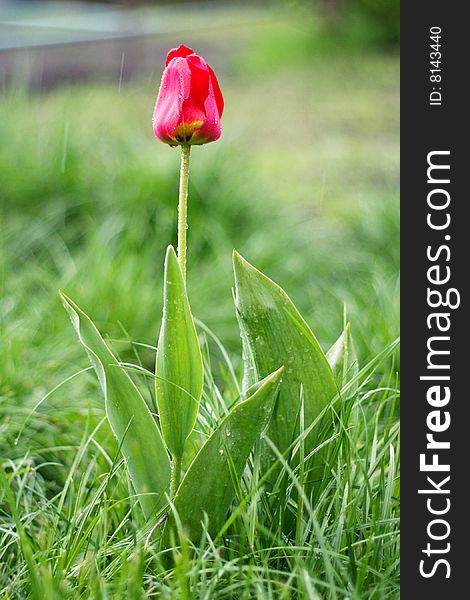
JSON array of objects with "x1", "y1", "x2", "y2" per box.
[
  {"x1": 0, "y1": 1, "x2": 270, "y2": 89},
  {"x1": 306, "y1": 0, "x2": 399, "y2": 47},
  {"x1": 0, "y1": 1, "x2": 398, "y2": 91},
  {"x1": 345, "y1": 0, "x2": 399, "y2": 46}
]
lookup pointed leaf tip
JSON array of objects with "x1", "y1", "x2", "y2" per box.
[
  {"x1": 327, "y1": 321, "x2": 359, "y2": 389},
  {"x1": 233, "y1": 250, "x2": 287, "y2": 306},
  {"x1": 232, "y1": 249, "x2": 256, "y2": 276},
  {"x1": 166, "y1": 244, "x2": 177, "y2": 259}
]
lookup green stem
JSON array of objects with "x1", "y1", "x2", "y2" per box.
[
  {"x1": 171, "y1": 145, "x2": 190, "y2": 499},
  {"x1": 169, "y1": 455, "x2": 182, "y2": 500},
  {"x1": 177, "y1": 144, "x2": 191, "y2": 283}
]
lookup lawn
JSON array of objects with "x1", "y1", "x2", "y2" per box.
[{"x1": 0, "y1": 14, "x2": 399, "y2": 599}]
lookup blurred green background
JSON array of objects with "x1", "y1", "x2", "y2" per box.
[{"x1": 0, "y1": 0, "x2": 399, "y2": 447}]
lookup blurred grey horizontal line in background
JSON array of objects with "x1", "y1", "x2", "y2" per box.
[
  {"x1": 0, "y1": 1, "x2": 272, "y2": 49},
  {"x1": 0, "y1": 0, "x2": 274, "y2": 88}
]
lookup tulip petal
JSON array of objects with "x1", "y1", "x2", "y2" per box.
[
  {"x1": 185, "y1": 56, "x2": 223, "y2": 116},
  {"x1": 152, "y1": 58, "x2": 191, "y2": 144},
  {"x1": 184, "y1": 54, "x2": 210, "y2": 106},
  {"x1": 207, "y1": 65, "x2": 224, "y2": 117},
  {"x1": 181, "y1": 55, "x2": 210, "y2": 137},
  {"x1": 153, "y1": 46, "x2": 224, "y2": 146},
  {"x1": 182, "y1": 55, "x2": 222, "y2": 144},
  {"x1": 194, "y1": 78, "x2": 222, "y2": 144},
  {"x1": 166, "y1": 44, "x2": 195, "y2": 66}
]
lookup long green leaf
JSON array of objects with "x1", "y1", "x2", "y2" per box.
[
  {"x1": 166, "y1": 366, "x2": 284, "y2": 541},
  {"x1": 61, "y1": 292, "x2": 171, "y2": 518},
  {"x1": 155, "y1": 245, "x2": 203, "y2": 459},
  {"x1": 233, "y1": 251, "x2": 338, "y2": 482}
]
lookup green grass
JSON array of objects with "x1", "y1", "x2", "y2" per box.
[{"x1": 0, "y1": 17, "x2": 399, "y2": 598}]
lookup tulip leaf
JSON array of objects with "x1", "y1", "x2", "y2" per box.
[
  {"x1": 327, "y1": 322, "x2": 359, "y2": 389},
  {"x1": 166, "y1": 366, "x2": 284, "y2": 541},
  {"x1": 232, "y1": 251, "x2": 338, "y2": 483},
  {"x1": 156, "y1": 245, "x2": 203, "y2": 460},
  {"x1": 61, "y1": 292, "x2": 171, "y2": 519}
]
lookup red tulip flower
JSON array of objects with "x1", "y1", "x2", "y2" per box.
[{"x1": 152, "y1": 44, "x2": 224, "y2": 146}]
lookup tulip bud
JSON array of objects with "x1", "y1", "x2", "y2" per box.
[{"x1": 152, "y1": 44, "x2": 224, "y2": 146}]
